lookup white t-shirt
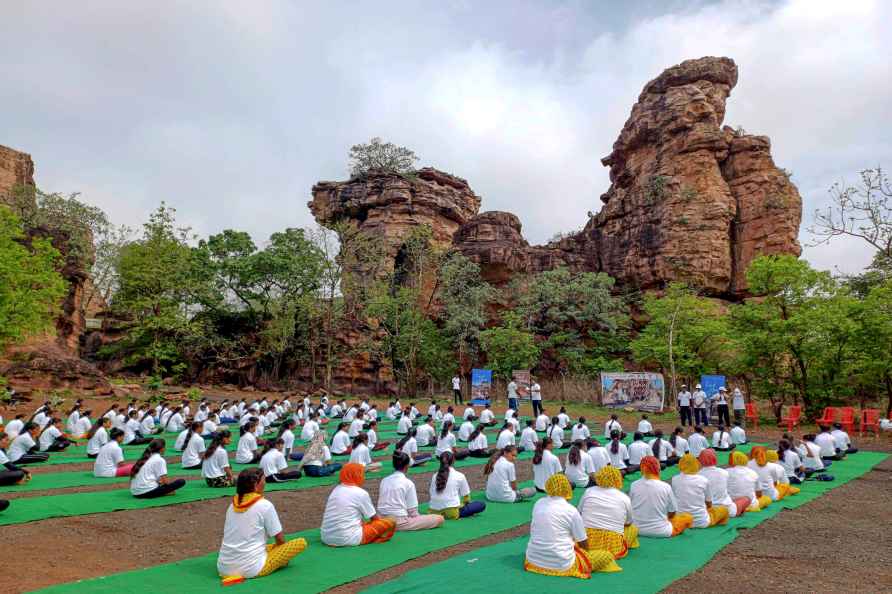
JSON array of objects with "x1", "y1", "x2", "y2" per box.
[
  {"x1": 688, "y1": 433, "x2": 710, "y2": 457},
  {"x1": 39, "y1": 426, "x2": 62, "y2": 451},
  {"x1": 367, "y1": 429, "x2": 379, "y2": 449},
  {"x1": 260, "y1": 449, "x2": 288, "y2": 477},
  {"x1": 75, "y1": 416, "x2": 91, "y2": 437},
  {"x1": 435, "y1": 433, "x2": 456, "y2": 456},
  {"x1": 9, "y1": 433, "x2": 36, "y2": 461},
  {"x1": 628, "y1": 441, "x2": 650, "y2": 466},
  {"x1": 732, "y1": 391, "x2": 745, "y2": 410},
  {"x1": 141, "y1": 415, "x2": 156, "y2": 434},
  {"x1": 630, "y1": 477, "x2": 677, "y2": 537},
  {"x1": 520, "y1": 427, "x2": 538, "y2": 451},
  {"x1": 699, "y1": 466, "x2": 737, "y2": 517},
  {"x1": 400, "y1": 437, "x2": 418, "y2": 460},
  {"x1": 578, "y1": 486, "x2": 632, "y2": 534},
  {"x1": 780, "y1": 450, "x2": 802, "y2": 477},
  {"x1": 589, "y1": 446, "x2": 611, "y2": 472},
  {"x1": 427, "y1": 404, "x2": 437, "y2": 417},
  {"x1": 711, "y1": 430, "x2": 732, "y2": 449},
  {"x1": 571, "y1": 424, "x2": 590, "y2": 442},
  {"x1": 726, "y1": 466, "x2": 759, "y2": 507},
  {"x1": 531, "y1": 383, "x2": 542, "y2": 401},
  {"x1": 650, "y1": 439, "x2": 674, "y2": 462},
  {"x1": 534, "y1": 414, "x2": 549, "y2": 432},
  {"x1": 123, "y1": 419, "x2": 144, "y2": 444},
  {"x1": 301, "y1": 420, "x2": 320, "y2": 442},
  {"x1": 469, "y1": 433, "x2": 488, "y2": 452},
  {"x1": 87, "y1": 426, "x2": 110, "y2": 455},
  {"x1": 533, "y1": 449, "x2": 562, "y2": 490},
  {"x1": 637, "y1": 420, "x2": 653, "y2": 434},
  {"x1": 343, "y1": 407, "x2": 357, "y2": 422},
  {"x1": 416, "y1": 424, "x2": 435, "y2": 447},
  {"x1": 458, "y1": 421, "x2": 475, "y2": 441},
  {"x1": 606, "y1": 442, "x2": 629, "y2": 469},
  {"x1": 565, "y1": 449, "x2": 595, "y2": 488},
  {"x1": 604, "y1": 420, "x2": 622, "y2": 438},
  {"x1": 235, "y1": 433, "x2": 258, "y2": 463},
  {"x1": 504, "y1": 408, "x2": 515, "y2": 422},
  {"x1": 33, "y1": 411, "x2": 49, "y2": 429},
  {"x1": 348, "y1": 419, "x2": 365, "y2": 438},
  {"x1": 730, "y1": 426, "x2": 747, "y2": 444},
  {"x1": 202, "y1": 446, "x2": 230, "y2": 479},
  {"x1": 678, "y1": 391, "x2": 691, "y2": 406},
  {"x1": 671, "y1": 473, "x2": 711, "y2": 527},
  {"x1": 507, "y1": 382, "x2": 518, "y2": 399},
  {"x1": 485, "y1": 456, "x2": 518, "y2": 502},
  {"x1": 377, "y1": 471, "x2": 418, "y2": 517},
  {"x1": 557, "y1": 413, "x2": 570, "y2": 428},
  {"x1": 280, "y1": 429, "x2": 295, "y2": 454},
  {"x1": 331, "y1": 431, "x2": 351, "y2": 455},
  {"x1": 94, "y1": 441, "x2": 124, "y2": 478},
  {"x1": 747, "y1": 461, "x2": 778, "y2": 500},
  {"x1": 525, "y1": 497, "x2": 586, "y2": 571},
  {"x1": 548, "y1": 425, "x2": 564, "y2": 449},
  {"x1": 182, "y1": 433, "x2": 206, "y2": 467},
  {"x1": 321, "y1": 485, "x2": 377, "y2": 546},
  {"x1": 463, "y1": 407, "x2": 475, "y2": 420},
  {"x1": 130, "y1": 454, "x2": 168, "y2": 495},
  {"x1": 815, "y1": 433, "x2": 837, "y2": 457},
  {"x1": 480, "y1": 409, "x2": 494, "y2": 424},
  {"x1": 671, "y1": 436, "x2": 690, "y2": 456},
  {"x1": 798, "y1": 442, "x2": 825, "y2": 470},
  {"x1": 496, "y1": 429, "x2": 515, "y2": 449},
  {"x1": 217, "y1": 498, "x2": 283, "y2": 579},
  {"x1": 397, "y1": 416, "x2": 413, "y2": 434},
  {"x1": 452, "y1": 377, "x2": 461, "y2": 390},
  {"x1": 429, "y1": 467, "x2": 471, "y2": 510},
  {"x1": 4, "y1": 419, "x2": 23, "y2": 439},
  {"x1": 831, "y1": 429, "x2": 851, "y2": 450},
  {"x1": 349, "y1": 443, "x2": 373, "y2": 466}
]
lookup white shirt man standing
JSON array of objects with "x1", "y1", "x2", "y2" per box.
[
  {"x1": 507, "y1": 380, "x2": 519, "y2": 411},
  {"x1": 530, "y1": 379, "x2": 542, "y2": 417},
  {"x1": 678, "y1": 385, "x2": 692, "y2": 427},
  {"x1": 452, "y1": 374, "x2": 463, "y2": 405},
  {"x1": 692, "y1": 384, "x2": 708, "y2": 426}
]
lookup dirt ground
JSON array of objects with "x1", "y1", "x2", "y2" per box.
[{"x1": 3, "y1": 390, "x2": 892, "y2": 594}]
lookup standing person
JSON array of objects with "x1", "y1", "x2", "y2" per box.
[
  {"x1": 452, "y1": 374, "x2": 463, "y2": 405},
  {"x1": 217, "y1": 468, "x2": 307, "y2": 584},
  {"x1": 678, "y1": 384, "x2": 692, "y2": 427},
  {"x1": 530, "y1": 378, "x2": 543, "y2": 418},
  {"x1": 732, "y1": 388, "x2": 746, "y2": 426},
  {"x1": 378, "y1": 452, "x2": 444, "y2": 531},
  {"x1": 507, "y1": 377, "x2": 519, "y2": 412},
  {"x1": 715, "y1": 387, "x2": 731, "y2": 427},
  {"x1": 692, "y1": 384, "x2": 708, "y2": 426}
]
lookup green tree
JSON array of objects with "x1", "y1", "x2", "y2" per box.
[
  {"x1": 0, "y1": 206, "x2": 67, "y2": 348},
  {"x1": 348, "y1": 137, "x2": 419, "y2": 178},
  {"x1": 479, "y1": 312, "x2": 540, "y2": 381}
]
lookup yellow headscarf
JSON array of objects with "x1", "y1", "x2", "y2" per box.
[
  {"x1": 751, "y1": 446, "x2": 768, "y2": 467},
  {"x1": 765, "y1": 450, "x2": 779, "y2": 463},
  {"x1": 595, "y1": 465, "x2": 623, "y2": 490},
  {"x1": 729, "y1": 451, "x2": 749, "y2": 467},
  {"x1": 678, "y1": 453, "x2": 700, "y2": 475},
  {"x1": 545, "y1": 473, "x2": 573, "y2": 500}
]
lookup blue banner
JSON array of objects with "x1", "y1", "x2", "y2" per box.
[
  {"x1": 470, "y1": 369, "x2": 492, "y2": 405},
  {"x1": 700, "y1": 375, "x2": 726, "y2": 400}
]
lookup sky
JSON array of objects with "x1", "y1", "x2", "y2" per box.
[{"x1": 2, "y1": 0, "x2": 890, "y2": 274}]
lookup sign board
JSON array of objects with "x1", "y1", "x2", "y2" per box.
[
  {"x1": 512, "y1": 370, "x2": 531, "y2": 401},
  {"x1": 470, "y1": 369, "x2": 492, "y2": 405},
  {"x1": 700, "y1": 375, "x2": 726, "y2": 400},
  {"x1": 600, "y1": 372, "x2": 665, "y2": 412}
]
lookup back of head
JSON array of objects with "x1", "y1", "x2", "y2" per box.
[{"x1": 236, "y1": 467, "x2": 264, "y2": 500}]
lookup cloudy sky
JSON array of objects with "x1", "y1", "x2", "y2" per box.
[{"x1": 3, "y1": 0, "x2": 890, "y2": 274}]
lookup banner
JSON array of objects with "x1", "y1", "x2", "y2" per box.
[
  {"x1": 700, "y1": 375, "x2": 726, "y2": 400},
  {"x1": 512, "y1": 370, "x2": 531, "y2": 401},
  {"x1": 600, "y1": 372, "x2": 665, "y2": 412},
  {"x1": 470, "y1": 369, "x2": 493, "y2": 405}
]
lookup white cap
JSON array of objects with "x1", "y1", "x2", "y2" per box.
[
  {"x1": 719, "y1": 386, "x2": 727, "y2": 392},
  {"x1": 695, "y1": 384, "x2": 701, "y2": 389}
]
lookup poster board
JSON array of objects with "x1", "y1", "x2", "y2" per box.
[
  {"x1": 512, "y1": 370, "x2": 531, "y2": 401},
  {"x1": 700, "y1": 375, "x2": 726, "y2": 400},
  {"x1": 600, "y1": 372, "x2": 665, "y2": 412},
  {"x1": 470, "y1": 369, "x2": 492, "y2": 405}
]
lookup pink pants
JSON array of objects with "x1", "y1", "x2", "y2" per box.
[
  {"x1": 116, "y1": 463, "x2": 135, "y2": 477},
  {"x1": 395, "y1": 514, "x2": 444, "y2": 531}
]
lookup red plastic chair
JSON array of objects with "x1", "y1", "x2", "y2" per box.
[
  {"x1": 745, "y1": 402, "x2": 759, "y2": 428},
  {"x1": 859, "y1": 409, "x2": 881, "y2": 436},
  {"x1": 781, "y1": 405, "x2": 802, "y2": 432},
  {"x1": 838, "y1": 407, "x2": 856, "y2": 433},
  {"x1": 816, "y1": 407, "x2": 838, "y2": 426}
]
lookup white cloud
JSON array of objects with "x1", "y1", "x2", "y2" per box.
[{"x1": 1, "y1": 0, "x2": 889, "y2": 274}]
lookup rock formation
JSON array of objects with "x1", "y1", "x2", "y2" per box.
[{"x1": 0, "y1": 143, "x2": 110, "y2": 394}]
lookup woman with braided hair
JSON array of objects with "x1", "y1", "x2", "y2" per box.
[
  {"x1": 670, "y1": 453, "x2": 729, "y2": 528},
  {"x1": 217, "y1": 468, "x2": 307, "y2": 585},
  {"x1": 428, "y1": 451, "x2": 485, "y2": 519},
  {"x1": 629, "y1": 456, "x2": 693, "y2": 537},
  {"x1": 577, "y1": 465, "x2": 639, "y2": 559},
  {"x1": 129, "y1": 438, "x2": 186, "y2": 498},
  {"x1": 524, "y1": 473, "x2": 621, "y2": 579}
]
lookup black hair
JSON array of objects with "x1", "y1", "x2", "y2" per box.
[
  {"x1": 526, "y1": 419, "x2": 533, "y2": 427},
  {"x1": 67, "y1": 403, "x2": 81, "y2": 415},
  {"x1": 260, "y1": 437, "x2": 284, "y2": 458},
  {"x1": 203, "y1": 429, "x2": 232, "y2": 460},
  {"x1": 483, "y1": 445, "x2": 516, "y2": 475},
  {"x1": 777, "y1": 438, "x2": 792, "y2": 461},
  {"x1": 610, "y1": 430, "x2": 621, "y2": 454},
  {"x1": 435, "y1": 451, "x2": 454, "y2": 493},
  {"x1": 468, "y1": 424, "x2": 485, "y2": 442},
  {"x1": 277, "y1": 419, "x2": 296, "y2": 439},
  {"x1": 568, "y1": 440, "x2": 583, "y2": 466},
  {"x1": 351, "y1": 432, "x2": 368, "y2": 449},
  {"x1": 396, "y1": 427, "x2": 417, "y2": 451},
  {"x1": 633, "y1": 431, "x2": 643, "y2": 442},
  {"x1": 331, "y1": 422, "x2": 349, "y2": 445},
  {"x1": 440, "y1": 420, "x2": 453, "y2": 439},
  {"x1": 533, "y1": 437, "x2": 552, "y2": 465},
  {"x1": 164, "y1": 406, "x2": 183, "y2": 431},
  {"x1": 183, "y1": 421, "x2": 202, "y2": 449},
  {"x1": 236, "y1": 467, "x2": 265, "y2": 501},
  {"x1": 85, "y1": 415, "x2": 111, "y2": 440},
  {"x1": 670, "y1": 426, "x2": 683, "y2": 447},
  {"x1": 241, "y1": 418, "x2": 258, "y2": 436},
  {"x1": 576, "y1": 417, "x2": 586, "y2": 428},
  {"x1": 651, "y1": 429, "x2": 665, "y2": 457},
  {"x1": 130, "y1": 438, "x2": 166, "y2": 478},
  {"x1": 109, "y1": 428, "x2": 125, "y2": 441},
  {"x1": 392, "y1": 451, "x2": 411, "y2": 472},
  {"x1": 694, "y1": 425, "x2": 704, "y2": 434}
]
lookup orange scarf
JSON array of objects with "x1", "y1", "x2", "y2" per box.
[
  {"x1": 640, "y1": 455, "x2": 661, "y2": 479},
  {"x1": 340, "y1": 462, "x2": 365, "y2": 487},
  {"x1": 698, "y1": 448, "x2": 718, "y2": 467},
  {"x1": 232, "y1": 492, "x2": 263, "y2": 513}
]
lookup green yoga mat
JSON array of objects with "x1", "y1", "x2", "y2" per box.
[
  {"x1": 33, "y1": 449, "x2": 886, "y2": 594},
  {"x1": 364, "y1": 451, "x2": 890, "y2": 594}
]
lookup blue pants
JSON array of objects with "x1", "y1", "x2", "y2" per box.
[
  {"x1": 459, "y1": 500, "x2": 486, "y2": 518},
  {"x1": 304, "y1": 463, "x2": 342, "y2": 477},
  {"x1": 288, "y1": 452, "x2": 305, "y2": 461},
  {"x1": 508, "y1": 398, "x2": 518, "y2": 411}
]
